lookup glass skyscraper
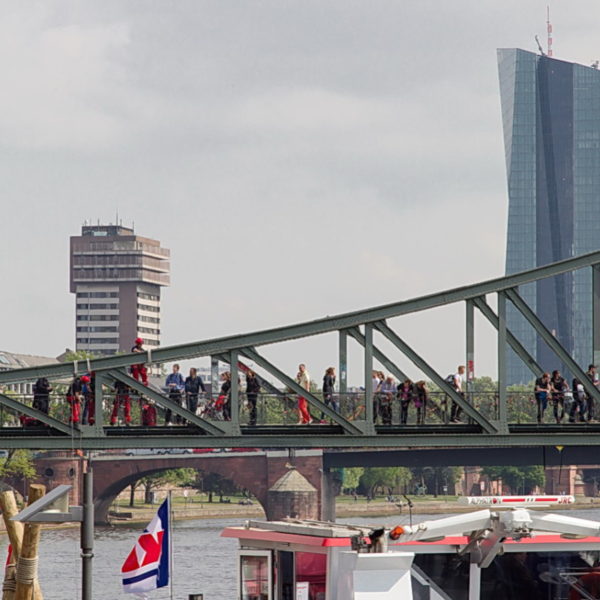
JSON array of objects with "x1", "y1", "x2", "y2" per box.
[{"x1": 498, "y1": 49, "x2": 600, "y2": 384}]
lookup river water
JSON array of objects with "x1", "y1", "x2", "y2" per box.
[{"x1": 11, "y1": 507, "x2": 600, "y2": 599}]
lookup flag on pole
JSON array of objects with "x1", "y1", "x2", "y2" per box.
[{"x1": 121, "y1": 498, "x2": 170, "y2": 595}]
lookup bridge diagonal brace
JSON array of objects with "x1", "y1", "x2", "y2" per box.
[
  {"x1": 107, "y1": 370, "x2": 227, "y2": 436},
  {"x1": 472, "y1": 296, "x2": 543, "y2": 377},
  {"x1": 374, "y1": 320, "x2": 498, "y2": 434},
  {"x1": 214, "y1": 354, "x2": 283, "y2": 397},
  {"x1": 0, "y1": 392, "x2": 73, "y2": 436},
  {"x1": 241, "y1": 347, "x2": 363, "y2": 435},
  {"x1": 346, "y1": 327, "x2": 409, "y2": 382},
  {"x1": 504, "y1": 288, "x2": 600, "y2": 405}
]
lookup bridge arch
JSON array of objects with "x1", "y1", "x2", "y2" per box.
[{"x1": 92, "y1": 452, "x2": 323, "y2": 524}]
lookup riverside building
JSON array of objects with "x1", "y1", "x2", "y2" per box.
[
  {"x1": 70, "y1": 224, "x2": 170, "y2": 356},
  {"x1": 498, "y1": 49, "x2": 600, "y2": 384}
]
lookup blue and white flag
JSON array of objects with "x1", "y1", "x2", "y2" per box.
[{"x1": 121, "y1": 498, "x2": 170, "y2": 595}]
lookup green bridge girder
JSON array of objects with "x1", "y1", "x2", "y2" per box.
[{"x1": 1, "y1": 250, "x2": 600, "y2": 449}]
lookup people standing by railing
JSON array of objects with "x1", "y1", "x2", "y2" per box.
[
  {"x1": 245, "y1": 370, "x2": 261, "y2": 426},
  {"x1": 32, "y1": 377, "x2": 52, "y2": 415},
  {"x1": 296, "y1": 363, "x2": 312, "y2": 424},
  {"x1": 165, "y1": 364, "x2": 185, "y2": 425},
  {"x1": 141, "y1": 398, "x2": 157, "y2": 426},
  {"x1": 372, "y1": 370, "x2": 383, "y2": 423},
  {"x1": 585, "y1": 364, "x2": 598, "y2": 422},
  {"x1": 534, "y1": 372, "x2": 551, "y2": 423},
  {"x1": 379, "y1": 376, "x2": 395, "y2": 425},
  {"x1": 397, "y1": 379, "x2": 414, "y2": 425},
  {"x1": 550, "y1": 370, "x2": 568, "y2": 424},
  {"x1": 66, "y1": 375, "x2": 82, "y2": 425},
  {"x1": 185, "y1": 367, "x2": 206, "y2": 418},
  {"x1": 570, "y1": 378, "x2": 587, "y2": 422},
  {"x1": 111, "y1": 379, "x2": 132, "y2": 426},
  {"x1": 219, "y1": 371, "x2": 231, "y2": 420},
  {"x1": 321, "y1": 367, "x2": 337, "y2": 422},
  {"x1": 414, "y1": 381, "x2": 428, "y2": 425},
  {"x1": 78, "y1": 373, "x2": 96, "y2": 425},
  {"x1": 130, "y1": 337, "x2": 148, "y2": 385}
]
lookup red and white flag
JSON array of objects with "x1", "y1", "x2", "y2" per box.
[{"x1": 121, "y1": 498, "x2": 170, "y2": 596}]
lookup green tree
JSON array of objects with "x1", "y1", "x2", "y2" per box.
[
  {"x1": 481, "y1": 465, "x2": 545, "y2": 494},
  {"x1": 131, "y1": 468, "x2": 197, "y2": 505},
  {"x1": 0, "y1": 450, "x2": 36, "y2": 480},
  {"x1": 342, "y1": 467, "x2": 364, "y2": 492},
  {"x1": 198, "y1": 472, "x2": 241, "y2": 502},
  {"x1": 410, "y1": 466, "x2": 462, "y2": 496},
  {"x1": 359, "y1": 467, "x2": 412, "y2": 498}
]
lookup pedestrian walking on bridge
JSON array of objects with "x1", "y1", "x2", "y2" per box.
[{"x1": 296, "y1": 364, "x2": 312, "y2": 424}]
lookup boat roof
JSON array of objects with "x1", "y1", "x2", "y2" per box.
[{"x1": 222, "y1": 518, "x2": 600, "y2": 553}]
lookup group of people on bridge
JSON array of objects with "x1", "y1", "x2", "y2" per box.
[
  {"x1": 21, "y1": 335, "x2": 600, "y2": 429},
  {"x1": 534, "y1": 365, "x2": 598, "y2": 424}
]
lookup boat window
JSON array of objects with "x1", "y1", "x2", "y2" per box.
[
  {"x1": 277, "y1": 551, "x2": 294, "y2": 600},
  {"x1": 295, "y1": 552, "x2": 326, "y2": 600},
  {"x1": 414, "y1": 550, "x2": 600, "y2": 600},
  {"x1": 240, "y1": 551, "x2": 272, "y2": 600}
]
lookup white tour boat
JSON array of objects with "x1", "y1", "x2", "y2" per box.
[{"x1": 222, "y1": 495, "x2": 600, "y2": 600}]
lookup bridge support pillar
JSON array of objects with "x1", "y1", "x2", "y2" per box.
[{"x1": 321, "y1": 467, "x2": 340, "y2": 522}]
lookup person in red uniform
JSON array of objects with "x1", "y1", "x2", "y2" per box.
[
  {"x1": 111, "y1": 379, "x2": 131, "y2": 426},
  {"x1": 67, "y1": 376, "x2": 83, "y2": 424},
  {"x1": 81, "y1": 375, "x2": 95, "y2": 425},
  {"x1": 130, "y1": 337, "x2": 148, "y2": 385},
  {"x1": 141, "y1": 397, "x2": 157, "y2": 427}
]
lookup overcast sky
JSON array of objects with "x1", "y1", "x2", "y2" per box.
[{"x1": 1, "y1": 1, "x2": 598, "y2": 384}]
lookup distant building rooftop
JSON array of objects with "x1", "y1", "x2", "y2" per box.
[
  {"x1": 81, "y1": 224, "x2": 134, "y2": 237},
  {"x1": 0, "y1": 351, "x2": 60, "y2": 372}
]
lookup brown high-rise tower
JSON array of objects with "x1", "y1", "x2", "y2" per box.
[{"x1": 69, "y1": 224, "x2": 170, "y2": 356}]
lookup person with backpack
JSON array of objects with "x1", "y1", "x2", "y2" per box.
[
  {"x1": 446, "y1": 365, "x2": 466, "y2": 423},
  {"x1": 32, "y1": 377, "x2": 52, "y2": 415},
  {"x1": 570, "y1": 378, "x2": 587, "y2": 422},
  {"x1": 245, "y1": 370, "x2": 261, "y2": 426}
]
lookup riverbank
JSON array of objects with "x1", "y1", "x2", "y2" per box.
[
  {"x1": 2, "y1": 495, "x2": 599, "y2": 533},
  {"x1": 105, "y1": 494, "x2": 600, "y2": 525}
]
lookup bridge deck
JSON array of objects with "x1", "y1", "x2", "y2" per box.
[{"x1": 3, "y1": 422, "x2": 600, "y2": 449}]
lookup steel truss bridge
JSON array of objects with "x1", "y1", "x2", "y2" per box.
[{"x1": 2, "y1": 251, "x2": 600, "y2": 450}]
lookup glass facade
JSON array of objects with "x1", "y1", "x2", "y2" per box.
[{"x1": 498, "y1": 49, "x2": 600, "y2": 384}]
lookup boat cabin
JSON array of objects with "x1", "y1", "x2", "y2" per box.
[{"x1": 222, "y1": 496, "x2": 600, "y2": 600}]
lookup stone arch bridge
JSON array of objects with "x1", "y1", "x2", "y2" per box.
[{"x1": 90, "y1": 450, "x2": 325, "y2": 524}]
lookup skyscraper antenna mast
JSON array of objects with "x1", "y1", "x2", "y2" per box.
[{"x1": 547, "y1": 5, "x2": 553, "y2": 57}]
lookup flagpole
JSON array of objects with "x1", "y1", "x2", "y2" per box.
[{"x1": 169, "y1": 490, "x2": 174, "y2": 600}]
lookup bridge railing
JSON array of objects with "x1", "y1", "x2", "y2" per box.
[{"x1": 1, "y1": 390, "x2": 583, "y2": 428}]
